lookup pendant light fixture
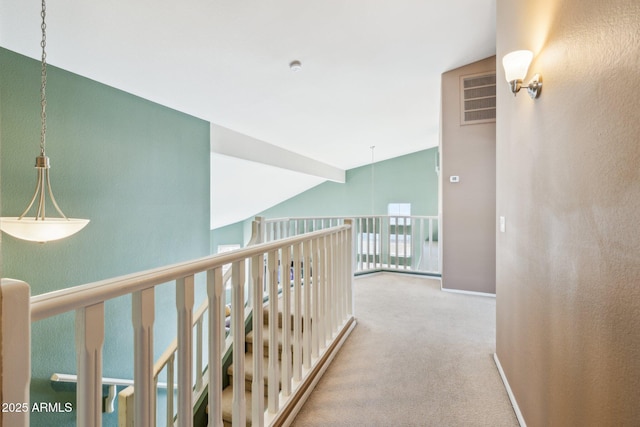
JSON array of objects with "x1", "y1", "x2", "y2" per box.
[{"x1": 0, "y1": 0, "x2": 89, "y2": 243}]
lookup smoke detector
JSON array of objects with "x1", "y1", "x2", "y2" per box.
[{"x1": 289, "y1": 60, "x2": 302, "y2": 72}]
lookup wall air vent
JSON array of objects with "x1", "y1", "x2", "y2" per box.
[{"x1": 460, "y1": 72, "x2": 496, "y2": 125}]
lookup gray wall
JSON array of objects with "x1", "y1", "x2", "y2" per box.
[
  {"x1": 440, "y1": 57, "x2": 496, "y2": 293},
  {"x1": 495, "y1": 0, "x2": 640, "y2": 425}
]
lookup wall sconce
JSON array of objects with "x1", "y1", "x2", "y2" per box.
[{"x1": 502, "y1": 50, "x2": 542, "y2": 99}]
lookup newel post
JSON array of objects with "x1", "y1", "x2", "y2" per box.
[
  {"x1": 0, "y1": 279, "x2": 31, "y2": 427},
  {"x1": 248, "y1": 216, "x2": 265, "y2": 246}
]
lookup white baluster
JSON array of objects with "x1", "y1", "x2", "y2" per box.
[
  {"x1": 403, "y1": 216, "x2": 408, "y2": 269},
  {"x1": 318, "y1": 235, "x2": 327, "y2": 349},
  {"x1": 232, "y1": 261, "x2": 246, "y2": 426},
  {"x1": 344, "y1": 230, "x2": 349, "y2": 321},
  {"x1": 363, "y1": 217, "x2": 369, "y2": 270},
  {"x1": 333, "y1": 231, "x2": 340, "y2": 326},
  {"x1": 344, "y1": 229, "x2": 349, "y2": 318},
  {"x1": 303, "y1": 239, "x2": 312, "y2": 369},
  {"x1": 167, "y1": 355, "x2": 175, "y2": 427},
  {"x1": 395, "y1": 217, "x2": 400, "y2": 270},
  {"x1": 325, "y1": 232, "x2": 332, "y2": 335},
  {"x1": 281, "y1": 246, "x2": 292, "y2": 396},
  {"x1": 333, "y1": 233, "x2": 342, "y2": 332},
  {"x1": 221, "y1": 275, "x2": 228, "y2": 355},
  {"x1": 342, "y1": 229, "x2": 347, "y2": 320},
  {"x1": 132, "y1": 288, "x2": 155, "y2": 427},
  {"x1": 267, "y1": 250, "x2": 280, "y2": 413},
  {"x1": 342, "y1": 229, "x2": 348, "y2": 318},
  {"x1": 372, "y1": 217, "x2": 377, "y2": 269},
  {"x1": 327, "y1": 233, "x2": 335, "y2": 336},
  {"x1": 332, "y1": 232, "x2": 339, "y2": 333},
  {"x1": 415, "y1": 217, "x2": 421, "y2": 271},
  {"x1": 428, "y1": 218, "x2": 434, "y2": 271},
  {"x1": 416, "y1": 218, "x2": 423, "y2": 271},
  {"x1": 207, "y1": 267, "x2": 224, "y2": 427},
  {"x1": 246, "y1": 258, "x2": 253, "y2": 309},
  {"x1": 176, "y1": 275, "x2": 194, "y2": 426},
  {"x1": 292, "y1": 243, "x2": 302, "y2": 381},
  {"x1": 358, "y1": 218, "x2": 364, "y2": 271},
  {"x1": 251, "y1": 255, "x2": 265, "y2": 427},
  {"x1": 388, "y1": 217, "x2": 393, "y2": 269},
  {"x1": 311, "y1": 238, "x2": 320, "y2": 358},
  {"x1": 76, "y1": 302, "x2": 104, "y2": 427},
  {"x1": 337, "y1": 231, "x2": 345, "y2": 323},
  {"x1": 195, "y1": 317, "x2": 203, "y2": 393},
  {"x1": 365, "y1": 218, "x2": 370, "y2": 270},
  {"x1": 346, "y1": 219, "x2": 355, "y2": 317}
]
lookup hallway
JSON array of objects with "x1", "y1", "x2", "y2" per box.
[{"x1": 291, "y1": 273, "x2": 518, "y2": 426}]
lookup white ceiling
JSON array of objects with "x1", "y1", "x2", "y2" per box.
[{"x1": 0, "y1": 0, "x2": 496, "y2": 228}]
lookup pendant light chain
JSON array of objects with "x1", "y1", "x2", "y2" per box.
[
  {"x1": 40, "y1": 0, "x2": 47, "y2": 157},
  {"x1": 0, "y1": 0, "x2": 90, "y2": 242}
]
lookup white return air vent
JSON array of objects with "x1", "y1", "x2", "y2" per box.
[{"x1": 460, "y1": 72, "x2": 496, "y2": 125}]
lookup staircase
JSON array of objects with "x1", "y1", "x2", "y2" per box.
[{"x1": 220, "y1": 289, "x2": 300, "y2": 426}]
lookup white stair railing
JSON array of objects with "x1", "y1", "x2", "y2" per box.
[
  {"x1": 0, "y1": 220, "x2": 355, "y2": 427},
  {"x1": 263, "y1": 215, "x2": 440, "y2": 274}
]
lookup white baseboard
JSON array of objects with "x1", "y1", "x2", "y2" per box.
[
  {"x1": 493, "y1": 353, "x2": 527, "y2": 427},
  {"x1": 441, "y1": 287, "x2": 496, "y2": 298}
]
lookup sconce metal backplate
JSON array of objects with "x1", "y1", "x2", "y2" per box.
[{"x1": 527, "y1": 74, "x2": 542, "y2": 99}]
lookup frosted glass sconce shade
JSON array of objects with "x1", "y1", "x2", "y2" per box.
[
  {"x1": 502, "y1": 50, "x2": 542, "y2": 99},
  {"x1": 502, "y1": 50, "x2": 533, "y2": 82}
]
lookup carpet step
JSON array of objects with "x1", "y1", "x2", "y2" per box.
[
  {"x1": 262, "y1": 287, "x2": 310, "y2": 331},
  {"x1": 245, "y1": 324, "x2": 295, "y2": 359},
  {"x1": 219, "y1": 290, "x2": 309, "y2": 426},
  {"x1": 221, "y1": 385, "x2": 266, "y2": 427},
  {"x1": 227, "y1": 351, "x2": 289, "y2": 395}
]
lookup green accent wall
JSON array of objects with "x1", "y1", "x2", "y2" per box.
[
  {"x1": 0, "y1": 48, "x2": 210, "y2": 426},
  {"x1": 258, "y1": 148, "x2": 439, "y2": 219}
]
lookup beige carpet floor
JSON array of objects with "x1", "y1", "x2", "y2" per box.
[{"x1": 291, "y1": 273, "x2": 518, "y2": 427}]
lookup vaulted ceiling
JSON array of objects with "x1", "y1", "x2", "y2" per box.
[{"x1": 1, "y1": 0, "x2": 496, "y2": 228}]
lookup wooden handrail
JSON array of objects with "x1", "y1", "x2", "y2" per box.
[{"x1": 30, "y1": 224, "x2": 350, "y2": 322}]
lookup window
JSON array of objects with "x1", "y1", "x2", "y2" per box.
[
  {"x1": 217, "y1": 244, "x2": 240, "y2": 254},
  {"x1": 388, "y1": 203, "x2": 411, "y2": 225}
]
